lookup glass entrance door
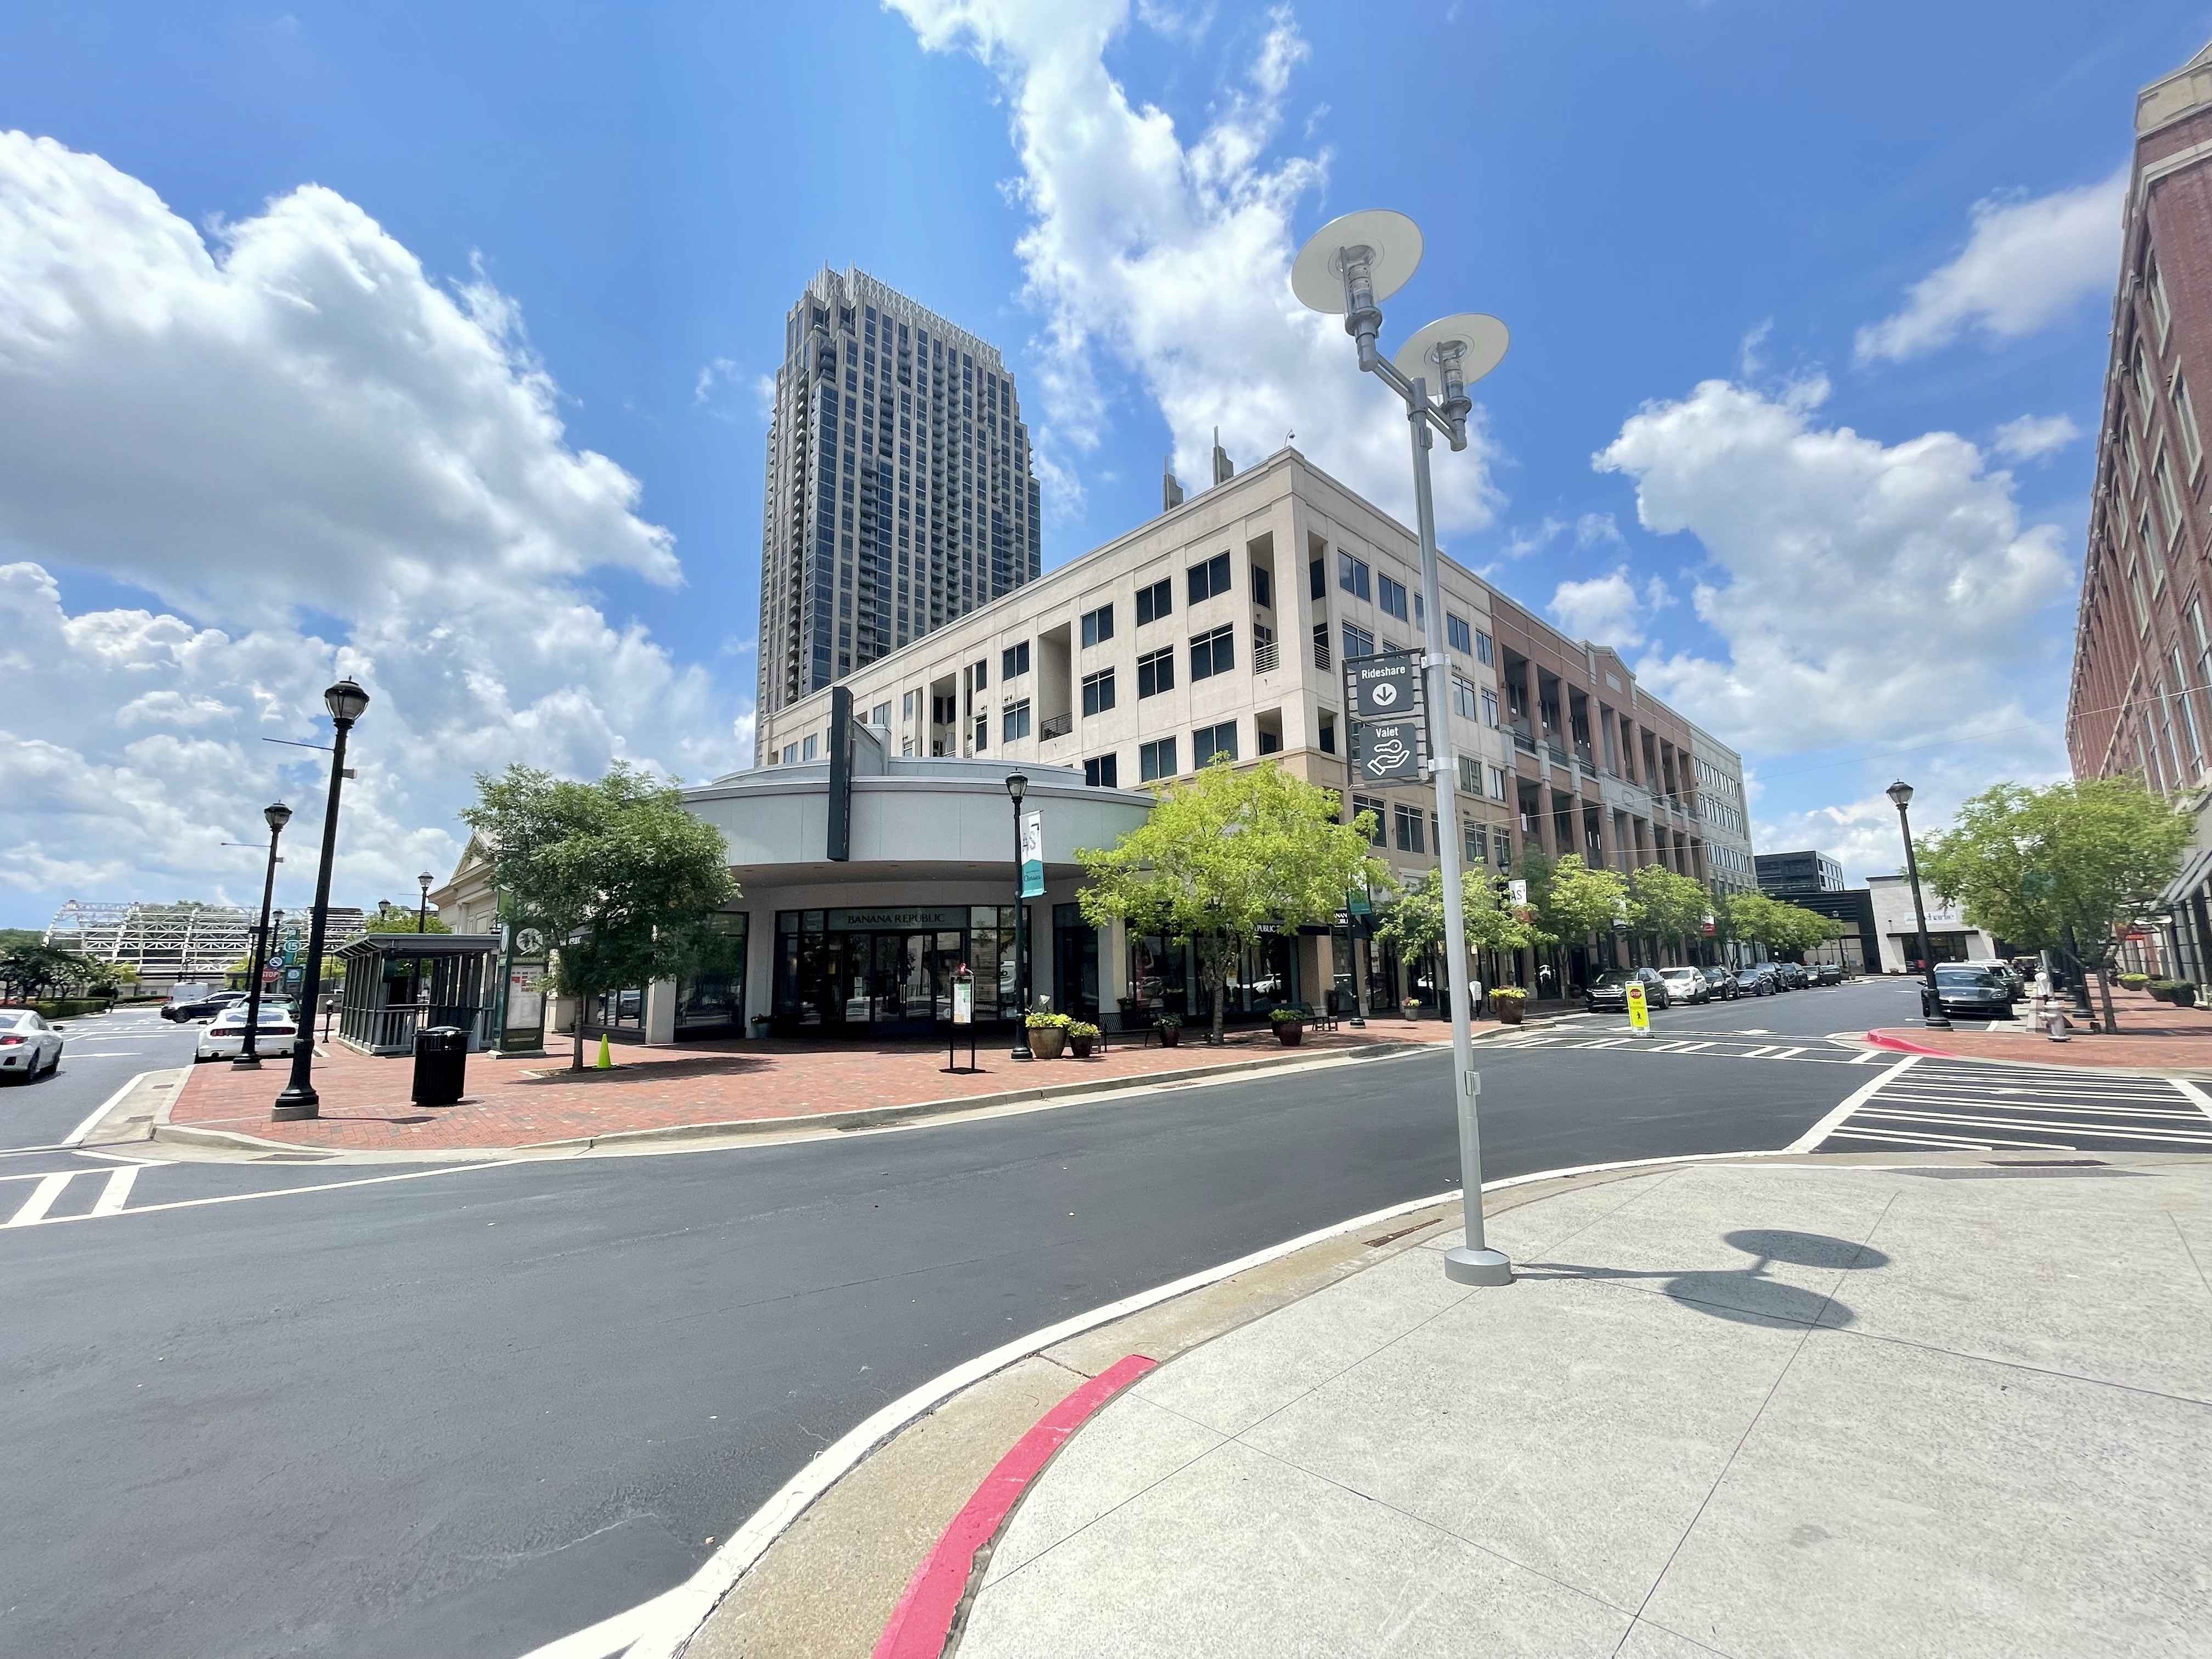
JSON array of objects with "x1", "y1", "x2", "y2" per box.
[{"x1": 867, "y1": 931, "x2": 961, "y2": 1035}]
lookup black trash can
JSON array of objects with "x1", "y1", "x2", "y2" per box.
[{"x1": 411, "y1": 1025, "x2": 469, "y2": 1107}]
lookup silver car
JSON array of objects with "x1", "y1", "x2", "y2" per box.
[{"x1": 0, "y1": 1009, "x2": 65, "y2": 1082}]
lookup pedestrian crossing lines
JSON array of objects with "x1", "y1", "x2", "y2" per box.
[
  {"x1": 1482, "y1": 1031, "x2": 1869, "y2": 1066},
  {"x1": 1807, "y1": 1054, "x2": 2212, "y2": 1154},
  {"x1": 2, "y1": 1160, "x2": 161, "y2": 1227}
]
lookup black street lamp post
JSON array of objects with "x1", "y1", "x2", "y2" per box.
[
  {"x1": 274, "y1": 679, "x2": 370, "y2": 1120},
  {"x1": 1007, "y1": 772, "x2": 1032, "y2": 1061},
  {"x1": 233, "y1": 801, "x2": 293, "y2": 1071},
  {"x1": 416, "y1": 870, "x2": 435, "y2": 1019},
  {"x1": 1887, "y1": 780, "x2": 1951, "y2": 1030}
]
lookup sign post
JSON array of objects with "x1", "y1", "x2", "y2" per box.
[
  {"x1": 945, "y1": 962, "x2": 978, "y2": 1073},
  {"x1": 1626, "y1": 979, "x2": 1651, "y2": 1036}
]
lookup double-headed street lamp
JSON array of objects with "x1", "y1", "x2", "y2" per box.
[
  {"x1": 273, "y1": 678, "x2": 370, "y2": 1121},
  {"x1": 1885, "y1": 780, "x2": 1951, "y2": 1030},
  {"x1": 1006, "y1": 772, "x2": 1033, "y2": 1061},
  {"x1": 232, "y1": 801, "x2": 293, "y2": 1071},
  {"x1": 1294, "y1": 209, "x2": 1512, "y2": 1288}
]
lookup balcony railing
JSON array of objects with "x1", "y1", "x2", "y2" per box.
[
  {"x1": 1254, "y1": 639, "x2": 1280, "y2": 674},
  {"x1": 1039, "y1": 712, "x2": 1073, "y2": 741}
]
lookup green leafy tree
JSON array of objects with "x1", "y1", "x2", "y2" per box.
[
  {"x1": 1915, "y1": 778, "x2": 2192, "y2": 1027},
  {"x1": 1077, "y1": 758, "x2": 1383, "y2": 1042},
  {"x1": 363, "y1": 904, "x2": 454, "y2": 934},
  {"x1": 1628, "y1": 864, "x2": 1713, "y2": 964},
  {"x1": 461, "y1": 763, "x2": 740, "y2": 1070},
  {"x1": 0, "y1": 941, "x2": 117, "y2": 1002},
  {"x1": 1375, "y1": 868, "x2": 1538, "y2": 972},
  {"x1": 1538, "y1": 854, "x2": 1629, "y2": 960},
  {"x1": 1722, "y1": 890, "x2": 1837, "y2": 961}
]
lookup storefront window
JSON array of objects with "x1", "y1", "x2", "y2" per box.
[
  {"x1": 675, "y1": 912, "x2": 748, "y2": 1035},
  {"x1": 772, "y1": 906, "x2": 1022, "y2": 1032}
]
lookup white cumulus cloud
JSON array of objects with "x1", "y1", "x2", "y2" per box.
[
  {"x1": 884, "y1": 0, "x2": 1501, "y2": 534},
  {"x1": 1854, "y1": 169, "x2": 2125, "y2": 364},
  {"x1": 1991, "y1": 412, "x2": 2082, "y2": 462},
  {"x1": 1594, "y1": 377, "x2": 2073, "y2": 762},
  {"x1": 1548, "y1": 566, "x2": 1667, "y2": 649},
  {"x1": 0, "y1": 132, "x2": 746, "y2": 924}
]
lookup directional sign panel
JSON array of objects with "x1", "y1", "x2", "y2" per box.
[
  {"x1": 1347, "y1": 654, "x2": 1419, "y2": 719},
  {"x1": 1351, "y1": 717, "x2": 1424, "y2": 783}
]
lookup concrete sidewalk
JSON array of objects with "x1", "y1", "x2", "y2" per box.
[
  {"x1": 953, "y1": 1156, "x2": 2212, "y2": 1658},
  {"x1": 1870, "y1": 979, "x2": 2212, "y2": 1074}
]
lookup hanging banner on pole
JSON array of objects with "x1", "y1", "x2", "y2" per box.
[{"x1": 1020, "y1": 810, "x2": 1045, "y2": 898}]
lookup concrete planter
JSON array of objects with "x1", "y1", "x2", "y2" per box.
[
  {"x1": 1029, "y1": 1025, "x2": 1068, "y2": 1060},
  {"x1": 1492, "y1": 997, "x2": 1526, "y2": 1025},
  {"x1": 1068, "y1": 1033, "x2": 1096, "y2": 1058},
  {"x1": 1156, "y1": 1024, "x2": 1181, "y2": 1047},
  {"x1": 1273, "y1": 1021, "x2": 1305, "y2": 1047}
]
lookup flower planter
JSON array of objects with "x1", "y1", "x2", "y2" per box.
[
  {"x1": 1068, "y1": 1033, "x2": 1095, "y2": 1058},
  {"x1": 1492, "y1": 998, "x2": 1526, "y2": 1025},
  {"x1": 1401, "y1": 1002, "x2": 1420, "y2": 1024},
  {"x1": 1029, "y1": 1026, "x2": 1067, "y2": 1060},
  {"x1": 1156, "y1": 1025, "x2": 1181, "y2": 1048},
  {"x1": 1273, "y1": 1021, "x2": 1305, "y2": 1047}
]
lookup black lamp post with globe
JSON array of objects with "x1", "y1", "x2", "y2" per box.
[
  {"x1": 1007, "y1": 772, "x2": 1032, "y2": 1061},
  {"x1": 274, "y1": 679, "x2": 370, "y2": 1120},
  {"x1": 1887, "y1": 780, "x2": 1951, "y2": 1030},
  {"x1": 233, "y1": 800, "x2": 293, "y2": 1071}
]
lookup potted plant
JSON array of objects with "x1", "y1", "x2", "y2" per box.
[
  {"x1": 1067, "y1": 1020, "x2": 1100, "y2": 1058},
  {"x1": 1490, "y1": 986, "x2": 1528, "y2": 1025},
  {"x1": 1026, "y1": 1011, "x2": 1071, "y2": 1059},
  {"x1": 1268, "y1": 1006, "x2": 1306, "y2": 1047},
  {"x1": 2119, "y1": 973, "x2": 2152, "y2": 990},
  {"x1": 1401, "y1": 995, "x2": 1420, "y2": 1023},
  {"x1": 1154, "y1": 1012, "x2": 1183, "y2": 1048},
  {"x1": 2149, "y1": 978, "x2": 2196, "y2": 1006}
]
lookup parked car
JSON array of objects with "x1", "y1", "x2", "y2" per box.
[
  {"x1": 165, "y1": 989, "x2": 247, "y2": 1023},
  {"x1": 1585, "y1": 967, "x2": 1672, "y2": 1013},
  {"x1": 1960, "y1": 960, "x2": 2024, "y2": 1002},
  {"x1": 194, "y1": 1002, "x2": 300, "y2": 1062},
  {"x1": 1701, "y1": 965, "x2": 1741, "y2": 1001},
  {"x1": 1926, "y1": 964, "x2": 2014, "y2": 1020},
  {"x1": 1734, "y1": 966, "x2": 1774, "y2": 997},
  {"x1": 1809, "y1": 961, "x2": 1846, "y2": 986},
  {"x1": 1771, "y1": 963, "x2": 1809, "y2": 991},
  {"x1": 1658, "y1": 966, "x2": 1711, "y2": 1005},
  {"x1": 0, "y1": 1008, "x2": 66, "y2": 1082}
]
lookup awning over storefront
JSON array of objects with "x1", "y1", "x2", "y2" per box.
[{"x1": 2154, "y1": 846, "x2": 2212, "y2": 912}]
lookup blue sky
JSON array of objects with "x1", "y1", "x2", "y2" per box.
[{"x1": 0, "y1": 1, "x2": 2200, "y2": 926}]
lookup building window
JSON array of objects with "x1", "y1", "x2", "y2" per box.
[
  {"x1": 904, "y1": 690, "x2": 919, "y2": 721},
  {"x1": 1452, "y1": 676, "x2": 1479, "y2": 720},
  {"x1": 1081, "y1": 603, "x2": 1114, "y2": 647},
  {"x1": 2143, "y1": 509, "x2": 2167, "y2": 585},
  {"x1": 1139, "y1": 737, "x2": 1177, "y2": 782},
  {"x1": 1188, "y1": 551, "x2": 1232, "y2": 604},
  {"x1": 1085, "y1": 754, "x2": 1120, "y2": 788},
  {"x1": 1193, "y1": 720, "x2": 1238, "y2": 767},
  {"x1": 871, "y1": 701, "x2": 891, "y2": 727},
  {"x1": 802, "y1": 733, "x2": 819, "y2": 761},
  {"x1": 1481, "y1": 687, "x2": 1499, "y2": 728},
  {"x1": 1353, "y1": 794, "x2": 1388, "y2": 846},
  {"x1": 2175, "y1": 645, "x2": 2205, "y2": 770},
  {"x1": 972, "y1": 657, "x2": 989, "y2": 691},
  {"x1": 2150, "y1": 257, "x2": 2175, "y2": 347},
  {"x1": 1488, "y1": 765, "x2": 1509, "y2": 800},
  {"x1": 1338, "y1": 552, "x2": 1371, "y2": 600},
  {"x1": 1003, "y1": 699, "x2": 1031, "y2": 742},
  {"x1": 1393, "y1": 803, "x2": 1425, "y2": 853},
  {"x1": 1002, "y1": 640, "x2": 1030, "y2": 679},
  {"x1": 1082, "y1": 667, "x2": 1117, "y2": 716},
  {"x1": 1342, "y1": 622, "x2": 1375, "y2": 661},
  {"x1": 1253, "y1": 566, "x2": 1272, "y2": 610},
  {"x1": 1446, "y1": 612, "x2": 1473, "y2": 654},
  {"x1": 1475, "y1": 630, "x2": 1494, "y2": 665},
  {"x1": 1377, "y1": 572, "x2": 1409, "y2": 620},
  {"x1": 1310, "y1": 557, "x2": 1326, "y2": 599},
  {"x1": 1319, "y1": 712, "x2": 1336, "y2": 754},
  {"x1": 2158, "y1": 448, "x2": 2187, "y2": 543},
  {"x1": 1190, "y1": 624, "x2": 1235, "y2": 680},
  {"x1": 973, "y1": 714, "x2": 988, "y2": 752},
  {"x1": 2130, "y1": 563, "x2": 2152, "y2": 633},
  {"x1": 781, "y1": 742, "x2": 798, "y2": 764},
  {"x1": 2177, "y1": 374, "x2": 2206, "y2": 473},
  {"x1": 1458, "y1": 756, "x2": 1482, "y2": 794},
  {"x1": 1137, "y1": 646, "x2": 1176, "y2": 698},
  {"x1": 1136, "y1": 577, "x2": 1172, "y2": 625}
]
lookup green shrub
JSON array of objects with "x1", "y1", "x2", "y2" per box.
[
  {"x1": 1267, "y1": 1006, "x2": 1305, "y2": 1024},
  {"x1": 1152, "y1": 1012, "x2": 1183, "y2": 1029},
  {"x1": 1489, "y1": 986, "x2": 1529, "y2": 1003},
  {"x1": 2118, "y1": 973, "x2": 2152, "y2": 989},
  {"x1": 1067, "y1": 1021, "x2": 1101, "y2": 1039}
]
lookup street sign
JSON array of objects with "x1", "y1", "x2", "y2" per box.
[
  {"x1": 1348, "y1": 653, "x2": 1419, "y2": 719},
  {"x1": 1347, "y1": 888, "x2": 1373, "y2": 917},
  {"x1": 1019, "y1": 810, "x2": 1045, "y2": 898},
  {"x1": 1626, "y1": 980, "x2": 1650, "y2": 1035},
  {"x1": 1507, "y1": 879, "x2": 1528, "y2": 909},
  {"x1": 1351, "y1": 716, "x2": 1424, "y2": 782},
  {"x1": 951, "y1": 976, "x2": 974, "y2": 1025}
]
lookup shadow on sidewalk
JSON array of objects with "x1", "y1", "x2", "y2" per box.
[
  {"x1": 1514, "y1": 1227, "x2": 1891, "y2": 1329},
  {"x1": 511, "y1": 1056, "x2": 776, "y2": 1086}
]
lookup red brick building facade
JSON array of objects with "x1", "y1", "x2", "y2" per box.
[{"x1": 2067, "y1": 42, "x2": 2212, "y2": 974}]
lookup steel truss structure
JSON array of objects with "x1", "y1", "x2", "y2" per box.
[{"x1": 45, "y1": 901, "x2": 368, "y2": 983}]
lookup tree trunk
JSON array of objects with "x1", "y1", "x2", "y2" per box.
[
  {"x1": 2097, "y1": 957, "x2": 2120, "y2": 1035},
  {"x1": 1211, "y1": 944, "x2": 1227, "y2": 1045},
  {"x1": 572, "y1": 998, "x2": 586, "y2": 1071}
]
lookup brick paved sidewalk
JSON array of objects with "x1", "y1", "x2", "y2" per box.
[
  {"x1": 1871, "y1": 980, "x2": 2212, "y2": 1073},
  {"x1": 166, "y1": 1020, "x2": 1451, "y2": 1153}
]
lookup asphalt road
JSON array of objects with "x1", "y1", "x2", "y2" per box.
[
  {"x1": 2, "y1": 980, "x2": 1920, "y2": 1658},
  {"x1": 0, "y1": 1005, "x2": 199, "y2": 1152}
]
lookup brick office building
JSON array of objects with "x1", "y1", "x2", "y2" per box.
[{"x1": 2065, "y1": 40, "x2": 2212, "y2": 979}]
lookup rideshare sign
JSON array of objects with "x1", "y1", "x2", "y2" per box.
[{"x1": 1348, "y1": 653, "x2": 1418, "y2": 719}]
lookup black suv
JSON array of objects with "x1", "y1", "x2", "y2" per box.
[{"x1": 1584, "y1": 968, "x2": 1672, "y2": 1013}]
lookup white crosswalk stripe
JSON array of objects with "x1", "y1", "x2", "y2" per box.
[
  {"x1": 1807, "y1": 1057, "x2": 2212, "y2": 1153},
  {"x1": 2, "y1": 1164, "x2": 160, "y2": 1226},
  {"x1": 1480, "y1": 1032, "x2": 1865, "y2": 1066}
]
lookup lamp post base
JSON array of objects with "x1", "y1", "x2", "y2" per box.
[
  {"x1": 1444, "y1": 1246, "x2": 1513, "y2": 1286},
  {"x1": 1923, "y1": 1016, "x2": 1954, "y2": 1030},
  {"x1": 271, "y1": 1089, "x2": 319, "y2": 1121},
  {"x1": 230, "y1": 1055, "x2": 262, "y2": 1071},
  {"x1": 1011, "y1": 1042, "x2": 1034, "y2": 1061}
]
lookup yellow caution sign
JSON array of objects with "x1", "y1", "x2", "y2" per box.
[{"x1": 1626, "y1": 980, "x2": 1651, "y2": 1035}]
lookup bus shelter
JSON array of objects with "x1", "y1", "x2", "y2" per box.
[{"x1": 333, "y1": 933, "x2": 499, "y2": 1055}]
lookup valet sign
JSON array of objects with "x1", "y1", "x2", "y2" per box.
[{"x1": 1352, "y1": 718, "x2": 1424, "y2": 783}]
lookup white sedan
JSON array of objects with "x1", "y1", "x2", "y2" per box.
[
  {"x1": 0, "y1": 1009, "x2": 65, "y2": 1082},
  {"x1": 194, "y1": 1003, "x2": 301, "y2": 1062}
]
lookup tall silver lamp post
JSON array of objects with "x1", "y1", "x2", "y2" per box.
[
  {"x1": 233, "y1": 801, "x2": 293, "y2": 1071},
  {"x1": 273, "y1": 678, "x2": 370, "y2": 1121},
  {"x1": 1886, "y1": 780, "x2": 1951, "y2": 1030},
  {"x1": 1294, "y1": 209, "x2": 1513, "y2": 1287}
]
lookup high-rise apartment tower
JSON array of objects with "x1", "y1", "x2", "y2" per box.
[{"x1": 757, "y1": 268, "x2": 1040, "y2": 747}]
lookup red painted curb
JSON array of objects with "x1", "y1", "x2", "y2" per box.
[
  {"x1": 1866, "y1": 1029, "x2": 1957, "y2": 1057},
  {"x1": 872, "y1": 1353, "x2": 1158, "y2": 1659}
]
